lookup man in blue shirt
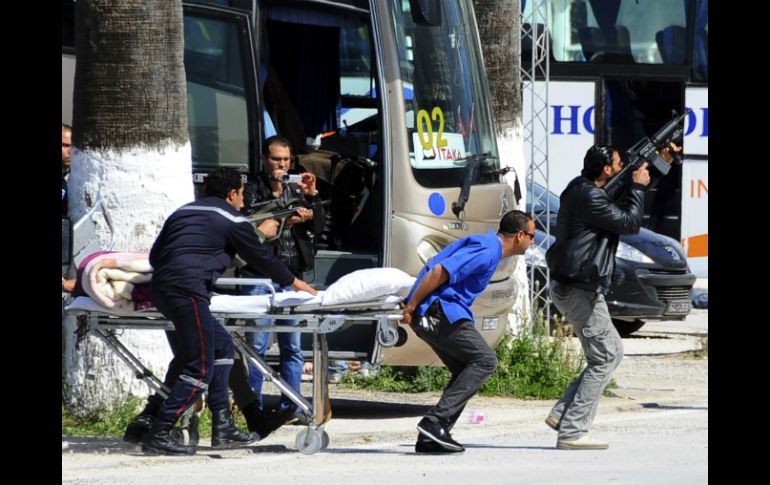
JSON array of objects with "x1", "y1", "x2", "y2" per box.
[{"x1": 401, "y1": 210, "x2": 535, "y2": 454}]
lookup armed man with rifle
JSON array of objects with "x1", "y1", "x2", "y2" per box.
[
  {"x1": 543, "y1": 113, "x2": 684, "y2": 451},
  {"x1": 238, "y1": 135, "x2": 326, "y2": 424}
]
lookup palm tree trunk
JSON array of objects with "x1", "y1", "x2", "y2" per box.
[
  {"x1": 473, "y1": 0, "x2": 531, "y2": 332},
  {"x1": 64, "y1": 0, "x2": 193, "y2": 415}
]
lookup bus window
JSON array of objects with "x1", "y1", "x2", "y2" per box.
[
  {"x1": 690, "y1": 0, "x2": 708, "y2": 83},
  {"x1": 538, "y1": 0, "x2": 686, "y2": 64},
  {"x1": 391, "y1": 0, "x2": 500, "y2": 189},
  {"x1": 184, "y1": 14, "x2": 251, "y2": 174}
]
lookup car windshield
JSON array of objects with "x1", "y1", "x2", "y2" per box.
[{"x1": 526, "y1": 181, "x2": 560, "y2": 214}]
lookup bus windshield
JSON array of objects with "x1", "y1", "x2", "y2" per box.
[{"x1": 391, "y1": 0, "x2": 500, "y2": 189}]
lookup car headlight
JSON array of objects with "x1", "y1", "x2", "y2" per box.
[
  {"x1": 616, "y1": 241, "x2": 653, "y2": 263},
  {"x1": 525, "y1": 244, "x2": 547, "y2": 268},
  {"x1": 417, "y1": 238, "x2": 442, "y2": 264}
]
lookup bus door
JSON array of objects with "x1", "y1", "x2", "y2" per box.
[
  {"x1": 598, "y1": 77, "x2": 685, "y2": 240},
  {"x1": 182, "y1": 5, "x2": 260, "y2": 198},
  {"x1": 255, "y1": 0, "x2": 386, "y2": 361}
]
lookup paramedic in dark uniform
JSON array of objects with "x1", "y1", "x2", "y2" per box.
[{"x1": 142, "y1": 167, "x2": 317, "y2": 455}]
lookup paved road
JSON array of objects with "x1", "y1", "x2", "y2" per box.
[{"x1": 62, "y1": 310, "x2": 707, "y2": 484}]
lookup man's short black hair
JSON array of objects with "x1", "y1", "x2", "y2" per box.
[
  {"x1": 204, "y1": 167, "x2": 243, "y2": 199},
  {"x1": 262, "y1": 135, "x2": 292, "y2": 156},
  {"x1": 498, "y1": 210, "x2": 533, "y2": 235},
  {"x1": 581, "y1": 144, "x2": 619, "y2": 180}
]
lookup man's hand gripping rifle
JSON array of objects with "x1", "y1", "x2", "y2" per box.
[
  {"x1": 604, "y1": 109, "x2": 690, "y2": 198},
  {"x1": 246, "y1": 199, "x2": 330, "y2": 243}
]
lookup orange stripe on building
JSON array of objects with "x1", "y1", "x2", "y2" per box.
[{"x1": 682, "y1": 233, "x2": 708, "y2": 258}]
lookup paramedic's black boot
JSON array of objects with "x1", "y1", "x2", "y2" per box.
[
  {"x1": 211, "y1": 408, "x2": 259, "y2": 449},
  {"x1": 124, "y1": 394, "x2": 164, "y2": 444},
  {"x1": 141, "y1": 421, "x2": 196, "y2": 455}
]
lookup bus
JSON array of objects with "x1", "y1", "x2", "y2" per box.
[
  {"x1": 521, "y1": 0, "x2": 708, "y2": 276},
  {"x1": 62, "y1": 0, "x2": 518, "y2": 365}
]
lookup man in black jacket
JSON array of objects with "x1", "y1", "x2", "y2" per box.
[
  {"x1": 239, "y1": 135, "x2": 325, "y2": 421},
  {"x1": 142, "y1": 167, "x2": 317, "y2": 455},
  {"x1": 544, "y1": 144, "x2": 675, "y2": 450}
]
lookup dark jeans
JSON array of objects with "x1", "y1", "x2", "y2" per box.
[{"x1": 412, "y1": 301, "x2": 498, "y2": 429}]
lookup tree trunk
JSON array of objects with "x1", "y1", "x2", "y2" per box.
[
  {"x1": 473, "y1": 0, "x2": 531, "y2": 333},
  {"x1": 64, "y1": 0, "x2": 193, "y2": 415}
]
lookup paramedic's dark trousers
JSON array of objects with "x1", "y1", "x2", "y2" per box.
[
  {"x1": 151, "y1": 287, "x2": 234, "y2": 426},
  {"x1": 412, "y1": 301, "x2": 498, "y2": 429}
]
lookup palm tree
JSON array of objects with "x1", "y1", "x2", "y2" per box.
[
  {"x1": 64, "y1": 0, "x2": 193, "y2": 414},
  {"x1": 472, "y1": 0, "x2": 532, "y2": 330}
]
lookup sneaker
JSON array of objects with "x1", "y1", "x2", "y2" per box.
[
  {"x1": 415, "y1": 437, "x2": 464, "y2": 454},
  {"x1": 544, "y1": 415, "x2": 560, "y2": 431},
  {"x1": 416, "y1": 417, "x2": 464, "y2": 452},
  {"x1": 556, "y1": 434, "x2": 609, "y2": 450}
]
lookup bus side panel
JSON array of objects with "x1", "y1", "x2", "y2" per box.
[
  {"x1": 62, "y1": 55, "x2": 76, "y2": 125},
  {"x1": 681, "y1": 87, "x2": 708, "y2": 277},
  {"x1": 522, "y1": 80, "x2": 597, "y2": 195}
]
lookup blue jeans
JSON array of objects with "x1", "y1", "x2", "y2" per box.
[{"x1": 243, "y1": 281, "x2": 303, "y2": 412}]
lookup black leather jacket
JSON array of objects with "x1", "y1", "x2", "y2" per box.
[
  {"x1": 546, "y1": 176, "x2": 646, "y2": 294},
  {"x1": 241, "y1": 172, "x2": 325, "y2": 276}
]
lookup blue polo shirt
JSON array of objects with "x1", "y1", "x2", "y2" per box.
[{"x1": 406, "y1": 230, "x2": 503, "y2": 324}]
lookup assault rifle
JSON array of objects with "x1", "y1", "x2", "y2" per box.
[
  {"x1": 604, "y1": 109, "x2": 691, "y2": 198},
  {"x1": 246, "y1": 199, "x2": 330, "y2": 243}
]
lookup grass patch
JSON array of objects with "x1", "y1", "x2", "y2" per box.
[
  {"x1": 479, "y1": 312, "x2": 583, "y2": 399},
  {"x1": 62, "y1": 396, "x2": 222, "y2": 438},
  {"x1": 341, "y1": 365, "x2": 450, "y2": 393},
  {"x1": 62, "y1": 396, "x2": 145, "y2": 437},
  {"x1": 342, "y1": 311, "x2": 587, "y2": 399}
]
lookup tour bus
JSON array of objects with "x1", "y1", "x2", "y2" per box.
[
  {"x1": 521, "y1": 0, "x2": 708, "y2": 276},
  {"x1": 62, "y1": 0, "x2": 518, "y2": 365}
]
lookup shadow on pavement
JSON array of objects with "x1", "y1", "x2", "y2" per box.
[{"x1": 640, "y1": 402, "x2": 708, "y2": 411}]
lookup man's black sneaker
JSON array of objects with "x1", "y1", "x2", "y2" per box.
[
  {"x1": 416, "y1": 417, "x2": 464, "y2": 452},
  {"x1": 415, "y1": 437, "x2": 464, "y2": 454}
]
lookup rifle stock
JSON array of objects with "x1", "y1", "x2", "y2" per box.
[{"x1": 604, "y1": 109, "x2": 691, "y2": 196}]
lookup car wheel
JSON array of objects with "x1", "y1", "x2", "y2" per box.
[{"x1": 612, "y1": 319, "x2": 646, "y2": 337}]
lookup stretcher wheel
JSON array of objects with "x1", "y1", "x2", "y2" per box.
[
  {"x1": 377, "y1": 327, "x2": 399, "y2": 347},
  {"x1": 296, "y1": 428, "x2": 324, "y2": 454},
  {"x1": 320, "y1": 430, "x2": 330, "y2": 450}
]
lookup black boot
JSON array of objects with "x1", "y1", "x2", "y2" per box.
[
  {"x1": 211, "y1": 408, "x2": 259, "y2": 449},
  {"x1": 141, "y1": 420, "x2": 196, "y2": 455},
  {"x1": 124, "y1": 394, "x2": 164, "y2": 444},
  {"x1": 242, "y1": 402, "x2": 296, "y2": 439}
]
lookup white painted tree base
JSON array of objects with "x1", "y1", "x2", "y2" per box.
[{"x1": 64, "y1": 142, "x2": 193, "y2": 415}]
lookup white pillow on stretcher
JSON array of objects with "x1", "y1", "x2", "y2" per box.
[{"x1": 321, "y1": 267, "x2": 416, "y2": 306}]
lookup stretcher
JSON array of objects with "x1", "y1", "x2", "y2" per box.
[{"x1": 65, "y1": 278, "x2": 404, "y2": 454}]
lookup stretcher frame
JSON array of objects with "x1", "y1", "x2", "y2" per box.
[{"x1": 66, "y1": 278, "x2": 403, "y2": 454}]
